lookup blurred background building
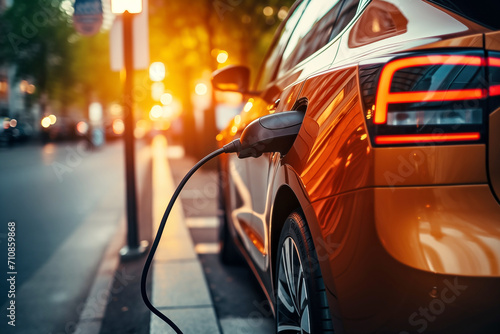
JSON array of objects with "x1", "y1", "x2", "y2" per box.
[{"x1": 0, "y1": 0, "x2": 293, "y2": 153}]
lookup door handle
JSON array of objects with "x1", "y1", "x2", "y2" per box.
[
  {"x1": 273, "y1": 99, "x2": 281, "y2": 109},
  {"x1": 269, "y1": 99, "x2": 280, "y2": 112}
]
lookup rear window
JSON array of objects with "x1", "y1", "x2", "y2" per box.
[{"x1": 427, "y1": 0, "x2": 500, "y2": 30}]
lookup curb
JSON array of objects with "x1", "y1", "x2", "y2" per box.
[{"x1": 149, "y1": 135, "x2": 220, "y2": 334}]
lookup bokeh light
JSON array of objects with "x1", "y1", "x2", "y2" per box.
[
  {"x1": 150, "y1": 105, "x2": 163, "y2": 120},
  {"x1": 244, "y1": 100, "x2": 253, "y2": 112},
  {"x1": 195, "y1": 83, "x2": 208, "y2": 96},
  {"x1": 110, "y1": 104, "x2": 123, "y2": 117},
  {"x1": 160, "y1": 93, "x2": 173, "y2": 105},
  {"x1": 76, "y1": 121, "x2": 89, "y2": 135},
  {"x1": 263, "y1": 6, "x2": 274, "y2": 16},
  {"x1": 41, "y1": 117, "x2": 51, "y2": 128},
  {"x1": 278, "y1": 7, "x2": 289, "y2": 20},
  {"x1": 149, "y1": 62, "x2": 166, "y2": 82},
  {"x1": 48, "y1": 115, "x2": 57, "y2": 125},
  {"x1": 112, "y1": 119, "x2": 125, "y2": 135},
  {"x1": 217, "y1": 50, "x2": 229, "y2": 64}
]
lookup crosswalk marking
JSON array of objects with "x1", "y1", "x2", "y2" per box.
[
  {"x1": 194, "y1": 243, "x2": 221, "y2": 254},
  {"x1": 186, "y1": 216, "x2": 219, "y2": 228}
]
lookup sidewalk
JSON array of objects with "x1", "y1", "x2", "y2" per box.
[{"x1": 148, "y1": 136, "x2": 220, "y2": 333}]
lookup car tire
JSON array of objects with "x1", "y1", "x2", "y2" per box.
[{"x1": 275, "y1": 211, "x2": 334, "y2": 334}]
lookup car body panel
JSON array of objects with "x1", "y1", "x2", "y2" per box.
[
  {"x1": 485, "y1": 31, "x2": 500, "y2": 202},
  {"x1": 311, "y1": 187, "x2": 500, "y2": 332},
  {"x1": 217, "y1": 0, "x2": 500, "y2": 332},
  {"x1": 373, "y1": 145, "x2": 488, "y2": 186},
  {"x1": 489, "y1": 108, "x2": 500, "y2": 201},
  {"x1": 246, "y1": 83, "x2": 305, "y2": 269},
  {"x1": 375, "y1": 185, "x2": 500, "y2": 276}
]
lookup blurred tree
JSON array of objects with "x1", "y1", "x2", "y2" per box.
[
  {"x1": 0, "y1": 0, "x2": 74, "y2": 113},
  {"x1": 70, "y1": 31, "x2": 121, "y2": 113},
  {"x1": 211, "y1": 0, "x2": 295, "y2": 81},
  {"x1": 0, "y1": 0, "x2": 120, "y2": 117},
  {"x1": 149, "y1": 0, "x2": 294, "y2": 156}
]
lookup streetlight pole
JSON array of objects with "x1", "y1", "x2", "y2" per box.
[{"x1": 118, "y1": 8, "x2": 148, "y2": 260}]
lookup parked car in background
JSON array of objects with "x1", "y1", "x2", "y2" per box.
[
  {"x1": 214, "y1": 0, "x2": 500, "y2": 333},
  {"x1": 0, "y1": 117, "x2": 33, "y2": 146},
  {"x1": 0, "y1": 117, "x2": 14, "y2": 146},
  {"x1": 41, "y1": 115, "x2": 79, "y2": 142}
]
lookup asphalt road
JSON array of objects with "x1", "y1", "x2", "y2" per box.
[{"x1": 0, "y1": 139, "x2": 148, "y2": 334}]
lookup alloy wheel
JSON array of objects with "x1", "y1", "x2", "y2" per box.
[{"x1": 276, "y1": 236, "x2": 311, "y2": 334}]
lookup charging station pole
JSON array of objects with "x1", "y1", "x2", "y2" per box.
[{"x1": 118, "y1": 8, "x2": 148, "y2": 260}]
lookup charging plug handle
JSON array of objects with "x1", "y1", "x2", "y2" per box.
[{"x1": 223, "y1": 110, "x2": 304, "y2": 158}]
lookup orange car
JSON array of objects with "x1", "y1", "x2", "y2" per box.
[{"x1": 213, "y1": 0, "x2": 500, "y2": 332}]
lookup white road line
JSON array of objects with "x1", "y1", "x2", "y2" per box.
[
  {"x1": 194, "y1": 243, "x2": 221, "y2": 254},
  {"x1": 186, "y1": 216, "x2": 219, "y2": 229}
]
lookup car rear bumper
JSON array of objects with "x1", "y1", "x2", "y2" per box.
[{"x1": 311, "y1": 185, "x2": 500, "y2": 333}]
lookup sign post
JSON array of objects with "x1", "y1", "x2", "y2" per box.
[{"x1": 111, "y1": 0, "x2": 149, "y2": 261}]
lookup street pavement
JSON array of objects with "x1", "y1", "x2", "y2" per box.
[{"x1": 0, "y1": 139, "x2": 150, "y2": 334}]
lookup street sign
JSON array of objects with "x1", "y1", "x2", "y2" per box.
[
  {"x1": 73, "y1": 0, "x2": 103, "y2": 36},
  {"x1": 109, "y1": 0, "x2": 149, "y2": 71}
]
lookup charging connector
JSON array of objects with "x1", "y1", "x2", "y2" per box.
[
  {"x1": 140, "y1": 146, "x2": 228, "y2": 334},
  {"x1": 141, "y1": 110, "x2": 304, "y2": 333}
]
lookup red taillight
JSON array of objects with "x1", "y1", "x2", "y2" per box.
[
  {"x1": 374, "y1": 89, "x2": 485, "y2": 125},
  {"x1": 488, "y1": 57, "x2": 500, "y2": 97},
  {"x1": 375, "y1": 132, "x2": 481, "y2": 145},
  {"x1": 374, "y1": 55, "x2": 486, "y2": 125},
  {"x1": 363, "y1": 52, "x2": 491, "y2": 146}
]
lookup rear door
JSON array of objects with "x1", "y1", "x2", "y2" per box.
[
  {"x1": 246, "y1": 0, "x2": 355, "y2": 270},
  {"x1": 226, "y1": 0, "x2": 308, "y2": 267}
]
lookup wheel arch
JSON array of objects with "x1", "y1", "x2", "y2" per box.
[
  {"x1": 269, "y1": 184, "x2": 301, "y2": 292},
  {"x1": 268, "y1": 166, "x2": 339, "y2": 320}
]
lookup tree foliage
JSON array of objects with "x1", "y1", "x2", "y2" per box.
[
  {"x1": 149, "y1": 0, "x2": 295, "y2": 90},
  {"x1": 0, "y1": 0, "x2": 74, "y2": 105},
  {"x1": 0, "y1": 0, "x2": 120, "y2": 115}
]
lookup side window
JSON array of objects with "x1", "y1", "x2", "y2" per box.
[
  {"x1": 256, "y1": 1, "x2": 308, "y2": 91},
  {"x1": 329, "y1": 0, "x2": 360, "y2": 40},
  {"x1": 279, "y1": 0, "x2": 345, "y2": 75}
]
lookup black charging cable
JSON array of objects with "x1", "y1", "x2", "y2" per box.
[
  {"x1": 141, "y1": 110, "x2": 303, "y2": 332},
  {"x1": 140, "y1": 139, "x2": 241, "y2": 334}
]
